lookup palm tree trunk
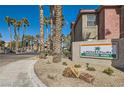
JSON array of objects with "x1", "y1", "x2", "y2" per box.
[
  {"x1": 50, "y1": 17, "x2": 53, "y2": 51},
  {"x1": 17, "y1": 29, "x2": 20, "y2": 49},
  {"x1": 39, "y1": 5, "x2": 45, "y2": 58},
  {"x1": 22, "y1": 34, "x2": 24, "y2": 50},
  {"x1": 50, "y1": 6, "x2": 55, "y2": 51},
  {"x1": 40, "y1": 5, "x2": 44, "y2": 51},
  {"x1": 46, "y1": 25, "x2": 49, "y2": 52},
  {"x1": 53, "y1": 5, "x2": 62, "y2": 63},
  {"x1": 8, "y1": 26, "x2": 12, "y2": 50},
  {"x1": 14, "y1": 27, "x2": 18, "y2": 54}
]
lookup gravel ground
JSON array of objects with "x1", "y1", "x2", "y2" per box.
[{"x1": 34, "y1": 56, "x2": 124, "y2": 87}]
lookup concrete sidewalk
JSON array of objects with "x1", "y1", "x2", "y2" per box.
[{"x1": 0, "y1": 57, "x2": 46, "y2": 87}]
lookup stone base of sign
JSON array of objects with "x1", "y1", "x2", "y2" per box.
[
  {"x1": 72, "y1": 39, "x2": 124, "y2": 68},
  {"x1": 111, "y1": 38, "x2": 124, "y2": 69}
]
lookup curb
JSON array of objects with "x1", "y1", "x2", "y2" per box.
[{"x1": 29, "y1": 60, "x2": 46, "y2": 87}]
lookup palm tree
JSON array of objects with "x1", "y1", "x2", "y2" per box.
[
  {"x1": 49, "y1": 6, "x2": 65, "y2": 53},
  {"x1": 24, "y1": 35, "x2": 34, "y2": 51},
  {"x1": 39, "y1": 5, "x2": 45, "y2": 58},
  {"x1": 16, "y1": 21, "x2": 22, "y2": 49},
  {"x1": 35, "y1": 34, "x2": 40, "y2": 51},
  {"x1": 53, "y1": 5, "x2": 63, "y2": 63},
  {"x1": 49, "y1": 6, "x2": 55, "y2": 51},
  {"x1": 44, "y1": 16, "x2": 50, "y2": 40},
  {"x1": 11, "y1": 18, "x2": 18, "y2": 54},
  {"x1": 44, "y1": 16, "x2": 51, "y2": 52},
  {"x1": 22, "y1": 18, "x2": 29, "y2": 49},
  {"x1": 5, "y1": 16, "x2": 13, "y2": 50}
]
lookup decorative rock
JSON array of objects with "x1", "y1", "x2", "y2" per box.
[
  {"x1": 79, "y1": 72, "x2": 95, "y2": 83},
  {"x1": 47, "y1": 73, "x2": 57, "y2": 80}
]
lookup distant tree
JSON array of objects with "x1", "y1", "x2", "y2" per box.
[
  {"x1": 22, "y1": 18, "x2": 29, "y2": 48},
  {"x1": 0, "y1": 33, "x2": 2, "y2": 40},
  {"x1": 35, "y1": 34, "x2": 40, "y2": 51},
  {"x1": 24, "y1": 35, "x2": 34, "y2": 48},
  {"x1": 5, "y1": 16, "x2": 13, "y2": 50},
  {"x1": 0, "y1": 41, "x2": 5, "y2": 47},
  {"x1": 0, "y1": 33, "x2": 2, "y2": 47},
  {"x1": 16, "y1": 20, "x2": 23, "y2": 48},
  {"x1": 11, "y1": 18, "x2": 18, "y2": 54}
]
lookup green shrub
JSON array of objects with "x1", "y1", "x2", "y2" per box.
[
  {"x1": 86, "y1": 63, "x2": 89, "y2": 68},
  {"x1": 87, "y1": 67, "x2": 96, "y2": 71},
  {"x1": 86, "y1": 63, "x2": 96, "y2": 71},
  {"x1": 39, "y1": 50, "x2": 47, "y2": 59},
  {"x1": 62, "y1": 62, "x2": 67, "y2": 66},
  {"x1": 103, "y1": 67, "x2": 114, "y2": 76},
  {"x1": 74, "y1": 64, "x2": 81, "y2": 68},
  {"x1": 63, "y1": 49, "x2": 71, "y2": 58},
  {"x1": 46, "y1": 61, "x2": 51, "y2": 64}
]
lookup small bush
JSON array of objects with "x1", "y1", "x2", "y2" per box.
[
  {"x1": 46, "y1": 61, "x2": 51, "y2": 64},
  {"x1": 62, "y1": 62, "x2": 67, "y2": 66},
  {"x1": 103, "y1": 67, "x2": 114, "y2": 76},
  {"x1": 39, "y1": 50, "x2": 47, "y2": 59},
  {"x1": 86, "y1": 63, "x2": 89, "y2": 68},
  {"x1": 86, "y1": 63, "x2": 96, "y2": 71},
  {"x1": 87, "y1": 67, "x2": 96, "y2": 71},
  {"x1": 47, "y1": 74, "x2": 56, "y2": 79},
  {"x1": 63, "y1": 49, "x2": 71, "y2": 58},
  {"x1": 74, "y1": 64, "x2": 81, "y2": 68}
]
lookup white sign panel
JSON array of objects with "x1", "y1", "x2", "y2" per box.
[{"x1": 80, "y1": 43, "x2": 117, "y2": 59}]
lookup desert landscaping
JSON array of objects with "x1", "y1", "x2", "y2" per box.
[{"x1": 34, "y1": 56, "x2": 124, "y2": 87}]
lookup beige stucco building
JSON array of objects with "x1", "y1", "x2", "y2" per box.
[{"x1": 71, "y1": 9, "x2": 98, "y2": 42}]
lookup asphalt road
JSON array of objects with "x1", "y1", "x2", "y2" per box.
[{"x1": 0, "y1": 53, "x2": 37, "y2": 67}]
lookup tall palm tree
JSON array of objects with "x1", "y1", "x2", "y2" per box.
[
  {"x1": 50, "y1": 6, "x2": 65, "y2": 52},
  {"x1": 22, "y1": 18, "x2": 29, "y2": 49},
  {"x1": 16, "y1": 21, "x2": 22, "y2": 49},
  {"x1": 44, "y1": 16, "x2": 50, "y2": 41},
  {"x1": 49, "y1": 6, "x2": 55, "y2": 51},
  {"x1": 39, "y1": 5, "x2": 45, "y2": 58},
  {"x1": 44, "y1": 16, "x2": 51, "y2": 52},
  {"x1": 5, "y1": 16, "x2": 13, "y2": 50},
  {"x1": 11, "y1": 18, "x2": 18, "y2": 54},
  {"x1": 53, "y1": 5, "x2": 63, "y2": 63}
]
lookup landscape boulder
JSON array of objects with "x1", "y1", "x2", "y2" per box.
[{"x1": 79, "y1": 72, "x2": 95, "y2": 83}]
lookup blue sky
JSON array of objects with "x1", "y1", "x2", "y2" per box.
[{"x1": 0, "y1": 5, "x2": 99, "y2": 42}]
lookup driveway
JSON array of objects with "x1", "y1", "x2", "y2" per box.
[
  {"x1": 0, "y1": 53, "x2": 37, "y2": 67},
  {"x1": 0, "y1": 57, "x2": 46, "y2": 87}
]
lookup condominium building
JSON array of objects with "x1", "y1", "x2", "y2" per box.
[
  {"x1": 71, "y1": 5, "x2": 124, "y2": 42},
  {"x1": 71, "y1": 9, "x2": 98, "y2": 42}
]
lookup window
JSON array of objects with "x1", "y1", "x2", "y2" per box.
[{"x1": 87, "y1": 14, "x2": 96, "y2": 26}]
